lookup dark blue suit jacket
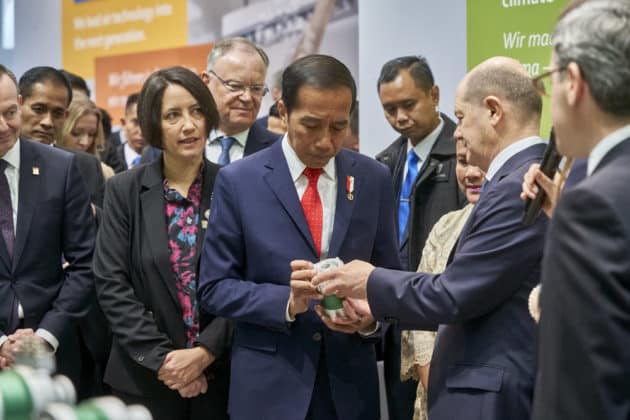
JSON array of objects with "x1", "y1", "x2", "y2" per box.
[
  {"x1": 533, "y1": 137, "x2": 630, "y2": 420},
  {"x1": 367, "y1": 143, "x2": 548, "y2": 420},
  {"x1": 198, "y1": 140, "x2": 400, "y2": 420},
  {"x1": 0, "y1": 138, "x2": 95, "y2": 342}
]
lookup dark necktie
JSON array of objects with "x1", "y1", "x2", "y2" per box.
[
  {"x1": 0, "y1": 159, "x2": 15, "y2": 260},
  {"x1": 301, "y1": 168, "x2": 323, "y2": 257},
  {"x1": 398, "y1": 150, "x2": 420, "y2": 242},
  {"x1": 217, "y1": 136, "x2": 236, "y2": 166}
]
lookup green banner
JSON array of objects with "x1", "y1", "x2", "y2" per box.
[{"x1": 467, "y1": 0, "x2": 570, "y2": 136}]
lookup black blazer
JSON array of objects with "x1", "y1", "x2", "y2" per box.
[
  {"x1": 533, "y1": 137, "x2": 630, "y2": 420},
  {"x1": 0, "y1": 138, "x2": 95, "y2": 340},
  {"x1": 376, "y1": 114, "x2": 466, "y2": 270},
  {"x1": 139, "y1": 122, "x2": 280, "y2": 165},
  {"x1": 93, "y1": 156, "x2": 231, "y2": 399}
]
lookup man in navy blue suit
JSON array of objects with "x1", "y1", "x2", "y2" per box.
[
  {"x1": 315, "y1": 57, "x2": 549, "y2": 420},
  {"x1": 530, "y1": 1, "x2": 630, "y2": 419},
  {"x1": 198, "y1": 55, "x2": 400, "y2": 420},
  {"x1": 0, "y1": 65, "x2": 95, "y2": 370}
]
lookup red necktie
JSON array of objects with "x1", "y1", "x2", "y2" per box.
[{"x1": 301, "y1": 168, "x2": 323, "y2": 257}]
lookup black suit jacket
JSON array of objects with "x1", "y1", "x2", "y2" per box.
[
  {"x1": 376, "y1": 114, "x2": 466, "y2": 271},
  {"x1": 139, "y1": 123, "x2": 280, "y2": 165},
  {"x1": 0, "y1": 138, "x2": 95, "y2": 340},
  {"x1": 533, "y1": 137, "x2": 630, "y2": 420},
  {"x1": 93, "y1": 157, "x2": 231, "y2": 400},
  {"x1": 55, "y1": 145, "x2": 105, "y2": 207}
]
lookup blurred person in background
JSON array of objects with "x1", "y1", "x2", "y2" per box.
[
  {"x1": 94, "y1": 66, "x2": 230, "y2": 420},
  {"x1": 59, "y1": 98, "x2": 115, "y2": 179}
]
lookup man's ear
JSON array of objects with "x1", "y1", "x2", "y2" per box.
[
  {"x1": 18, "y1": 94, "x2": 23, "y2": 106},
  {"x1": 484, "y1": 95, "x2": 503, "y2": 126},
  {"x1": 431, "y1": 85, "x2": 440, "y2": 108},
  {"x1": 201, "y1": 71, "x2": 211, "y2": 85},
  {"x1": 564, "y1": 62, "x2": 586, "y2": 107},
  {"x1": 277, "y1": 100, "x2": 288, "y2": 124}
]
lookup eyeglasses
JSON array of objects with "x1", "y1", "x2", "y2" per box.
[
  {"x1": 208, "y1": 70, "x2": 268, "y2": 98},
  {"x1": 532, "y1": 67, "x2": 565, "y2": 97}
]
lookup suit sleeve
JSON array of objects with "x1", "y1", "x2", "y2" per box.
[
  {"x1": 38, "y1": 156, "x2": 96, "y2": 339},
  {"x1": 534, "y1": 188, "x2": 630, "y2": 418},
  {"x1": 198, "y1": 171, "x2": 292, "y2": 334},
  {"x1": 368, "y1": 177, "x2": 547, "y2": 330},
  {"x1": 93, "y1": 176, "x2": 175, "y2": 373}
]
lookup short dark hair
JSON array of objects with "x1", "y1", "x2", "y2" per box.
[
  {"x1": 377, "y1": 55, "x2": 435, "y2": 92},
  {"x1": 125, "y1": 93, "x2": 140, "y2": 114},
  {"x1": 138, "y1": 66, "x2": 219, "y2": 149},
  {"x1": 0, "y1": 64, "x2": 18, "y2": 89},
  {"x1": 60, "y1": 69, "x2": 90, "y2": 97},
  {"x1": 350, "y1": 101, "x2": 359, "y2": 136},
  {"x1": 282, "y1": 54, "x2": 356, "y2": 115},
  {"x1": 269, "y1": 102, "x2": 280, "y2": 118},
  {"x1": 19, "y1": 66, "x2": 72, "y2": 106},
  {"x1": 99, "y1": 107, "x2": 112, "y2": 139}
]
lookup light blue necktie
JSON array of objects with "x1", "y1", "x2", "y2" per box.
[
  {"x1": 217, "y1": 136, "x2": 236, "y2": 166},
  {"x1": 131, "y1": 156, "x2": 141, "y2": 167},
  {"x1": 399, "y1": 150, "x2": 420, "y2": 242}
]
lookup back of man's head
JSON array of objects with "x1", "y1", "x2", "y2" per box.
[
  {"x1": 463, "y1": 57, "x2": 542, "y2": 127},
  {"x1": 60, "y1": 69, "x2": 91, "y2": 98},
  {"x1": 553, "y1": 0, "x2": 630, "y2": 117},
  {"x1": 19, "y1": 66, "x2": 72, "y2": 106},
  {"x1": 377, "y1": 55, "x2": 434, "y2": 92},
  {"x1": 282, "y1": 54, "x2": 356, "y2": 116}
]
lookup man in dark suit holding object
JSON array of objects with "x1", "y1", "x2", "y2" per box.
[
  {"x1": 198, "y1": 55, "x2": 400, "y2": 420},
  {"x1": 375, "y1": 56, "x2": 464, "y2": 420},
  {"x1": 531, "y1": 1, "x2": 630, "y2": 419},
  {"x1": 314, "y1": 57, "x2": 548, "y2": 420},
  {"x1": 0, "y1": 66, "x2": 95, "y2": 376}
]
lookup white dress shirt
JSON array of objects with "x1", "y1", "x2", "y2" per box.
[
  {"x1": 587, "y1": 125, "x2": 630, "y2": 176},
  {"x1": 0, "y1": 139, "x2": 59, "y2": 351},
  {"x1": 205, "y1": 129, "x2": 250, "y2": 164},
  {"x1": 486, "y1": 136, "x2": 547, "y2": 181},
  {"x1": 403, "y1": 117, "x2": 444, "y2": 177},
  {"x1": 123, "y1": 142, "x2": 141, "y2": 169}
]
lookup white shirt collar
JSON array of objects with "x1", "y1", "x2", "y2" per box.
[
  {"x1": 2, "y1": 138, "x2": 20, "y2": 170},
  {"x1": 209, "y1": 128, "x2": 249, "y2": 147},
  {"x1": 281, "y1": 134, "x2": 336, "y2": 182},
  {"x1": 486, "y1": 136, "x2": 546, "y2": 181},
  {"x1": 587, "y1": 125, "x2": 630, "y2": 176},
  {"x1": 407, "y1": 117, "x2": 444, "y2": 162}
]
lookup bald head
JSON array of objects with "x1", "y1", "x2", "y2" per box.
[{"x1": 459, "y1": 57, "x2": 542, "y2": 125}]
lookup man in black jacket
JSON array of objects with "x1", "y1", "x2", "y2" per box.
[{"x1": 375, "y1": 55, "x2": 465, "y2": 420}]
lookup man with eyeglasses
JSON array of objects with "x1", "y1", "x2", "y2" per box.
[
  {"x1": 530, "y1": 1, "x2": 630, "y2": 419},
  {"x1": 141, "y1": 38, "x2": 278, "y2": 166},
  {"x1": 200, "y1": 37, "x2": 279, "y2": 165}
]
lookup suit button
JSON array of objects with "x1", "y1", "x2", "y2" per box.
[
  {"x1": 312, "y1": 332, "x2": 322, "y2": 342},
  {"x1": 137, "y1": 355, "x2": 144, "y2": 362}
]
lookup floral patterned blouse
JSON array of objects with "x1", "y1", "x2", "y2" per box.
[{"x1": 164, "y1": 172, "x2": 203, "y2": 348}]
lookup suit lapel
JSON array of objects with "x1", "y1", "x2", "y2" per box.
[
  {"x1": 195, "y1": 160, "x2": 217, "y2": 259},
  {"x1": 263, "y1": 142, "x2": 317, "y2": 256},
  {"x1": 244, "y1": 124, "x2": 277, "y2": 156},
  {"x1": 12, "y1": 140, "x2": 41, "y2": 271},
  {"x1": 139, "y1": 159, "x2": 181, "y2": 309},
  {"x1": 328, "y1": 152, "x2": 357, "y2": 258}
]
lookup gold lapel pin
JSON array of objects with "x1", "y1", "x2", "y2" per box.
[
  {"x1": 346, "y1": 175, "x2": 355, "y2": 201},
  {"x1": 204, "y1": 209, "x2": 210, "y2": 219},
  {"x1": 32, "y1": 167, "x2": 40, "y2": 175},
  {"x1": 201, "y1": 220, "x2": 208, "y2": 229}
]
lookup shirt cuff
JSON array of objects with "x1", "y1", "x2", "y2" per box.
[
  {"x1": 285, "y1": 301, "x2": 296, "y2": 322},
  {"x1": 358, "y1": 321, "x2": 380, "y2": 337},
  {"x1": 0, "y1": 335, "x2": 7, "y2": 348},
  {"x1": 36, "y1": 329, "x2": 59, "y2": 353}
]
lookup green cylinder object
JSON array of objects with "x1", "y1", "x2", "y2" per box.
[
  {"x1": 0, "y1": 370, "x2": 34, "y2": 420},
  {"x1": 74, "y1": 403, "x2": 111, "y2": 420}
]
